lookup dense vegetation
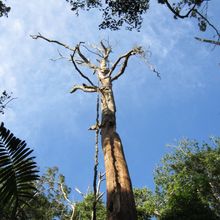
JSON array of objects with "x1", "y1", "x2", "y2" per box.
[
  {"x1": 1, "y1": 134, "x2": 219, "y2": 219},
  {"x1": 66, "y1": 0, "x2": 214, "y2": 33},
  {"x1": 0, "y1": 0, "x2": 10, "y2": 17}
]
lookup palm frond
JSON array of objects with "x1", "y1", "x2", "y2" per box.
[{"x1": 0, "y1": 122, "x2": 39, "y2": 219}]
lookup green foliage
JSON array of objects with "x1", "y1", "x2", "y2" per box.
[
  {"x1": 25, "y1": 166, "x2": 72, "y2": 219},
  {"x1": 158, "y1": 0, "x2": 208, "y2": 32},
  {"x1": 66, "y1": 0, "x2": 150, "y2": 31},
  {"x1": 2, "y1": 134, "x2": 219, "y2": 219},
  {"x1": 133, "y1": 188, "x2": 156, "y2": 220},
  {"x1": 23, "y1": 166, "x2": 106, "y2": 220},
  {"x1": 66, "y1": 0, "x2": 211, "y2": 32},
  {"x1": 0, "y1": 123, "x2": 39, "y2": 220},
  {"x1": 154, "y1": 138, "x2": 220, "y2": 219},
  {"x1": 74, "y1": 193, "x2": 106, "y2": 220},
  {"x1": 0, "y1": 0, "x2": 10, "y2": 17}
]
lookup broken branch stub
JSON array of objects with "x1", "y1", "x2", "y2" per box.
[
  {"x1": 30, "y1": 33, "x2": 76, "y2": 52},
  {"x1": 70, "y1": 85, "x2": 97, "y2": 93}
]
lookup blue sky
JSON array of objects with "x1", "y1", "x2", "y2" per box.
[{"x1": 1, "y1": 0, "x2": 220, "y2": 201}]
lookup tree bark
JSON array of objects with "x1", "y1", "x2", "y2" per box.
[{"x1": 100, "y1": 76, "x2": 137, "y2": 220}]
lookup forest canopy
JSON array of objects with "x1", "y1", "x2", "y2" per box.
[
  {"x1": 0, "y1": 0, "x2": 10, "y2": 17},
  {"x1": 65, "y1": 0, "x2": 216, "y2": 33}
]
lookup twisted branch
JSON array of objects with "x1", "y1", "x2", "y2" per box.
[
  {"x1": 195, "y1": 37, "x2": 220, "y2": 46},
  {"x1": 164, "y1": 0, "x2": 197, "y2": 19},
  {"x1": 111, "y1": 47, "x2": 143, "y2": 81},
  {"x1": 70, "y1": 84, "x2": 98, "y2": 93},
  {"x1": 164, "y1": 1, "x2": 220, "y2": 38},
  {"x1": 194, "y1": 9, "x2": 220, "y2": 38},
  {"x1": 75, "y1": 44, "x2": 99, "y2": 70},
  {"x1": 30, "y1": 33, "x2": 76, "y2": 52},
  {"x1": 59, "y1": 182, "x2": 76, "y2": 220},
  {"x1": 70, "y1": 54, "x2": 95, "y2": 86}
]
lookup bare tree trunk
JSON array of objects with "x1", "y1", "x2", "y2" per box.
[
  {"x1": 100, "y1": 77, "x2": 137, "y2": 220},
  {"x1": 31, "y1": 35, "x2": 142, "y2": 220}
]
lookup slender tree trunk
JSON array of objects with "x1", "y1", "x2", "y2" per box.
[{"x1": 100, "y1": 76, "x2": 137, "y2": 220}]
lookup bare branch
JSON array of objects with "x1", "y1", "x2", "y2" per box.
[
  {"x1": 164, "y1": 1, "x2": 220, "y2": 39},
  {"x1": 109, "y1": 47, "x2": 142, "y2": 79},
  {"x1": 76, "y1": 44, "x2": 99, "y2": 70},
  {"x1": 75, "y1": 187, "x2": 85, "y2": 198},
  {"x1": 82, "y1": 44, "x2": 103, "y2": 58},
  {"x1": 70, "y1": 54, "x2": 95, "y2": 86},
  {"x1": 75, "y1": 59, "x2": 85, "y2": 64},
  {"x1": 164, "y1": 0, "x2": 197, "y2": 19},
  {"x1": 3, "y1": 97, "x2": 17, "y2": 106},
  {"x1": 142, "y1": 58, "x2": 161, "y2": 79},
  {"x1": 195, "y1": 37, "x2": 220, "y2": 46},
  {"x1": 30, "y1": 33, "x2": 76, "y2": 52},
  {"x1": 70, "y1": 84, "x2": 97, "y2": 93},
  {"x1": 59, "y1": 182, "x2": 76, "y2": 220},
  {"x1": 111, "y1": 47, "x2": 143, "y2": 81},
  {"x1": 96, "y1": 172, "x2": 105, "y2": 200},
  {"x1": 89, "y1": 43, "x2": 105, "y2": 58},
  {"x1": 50, "y1": 49, "x2": 70, "y2": 62},
  {"x1": 100, "y1": 41, "x2": 107, "y2": 53},
  {"x1": 194, "y1": 9, "x2": 220, "y2": 38},
  {"x1": 59, "y1": 182, "x2": 73, "y2": 206},
  {"x1": 0, "y1": 91, "x2": 17, "y2": 115},
  {"x1": 100, "y1": 41, "x2": 112, "y2": 61},
  {"x1": 96, "y1": 192, "x2": 104, "y2": 202}
]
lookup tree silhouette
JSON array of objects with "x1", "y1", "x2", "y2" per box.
[
  {"x1": 65, "y1": 0, "x2": 220, "y2": 45},
  {"x1": 0, "y1": 123, "x2": 39, "y2": 219},
  {"x1": 0, "y1": 91, "x2": 15, "y2": 115},
  {"x1": 0, "y1": 0, "x2": 10, "y2": 17}
]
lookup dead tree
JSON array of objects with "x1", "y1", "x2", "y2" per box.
[{"x1": 31, "y1": 34, "x2": 154, "y2": 220}]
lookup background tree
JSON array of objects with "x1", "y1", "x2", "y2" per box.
[
  {"x1": 0, "y1": 91, "x2": 15, "y2": 115},
  {"x1": 74, "y1": 193, "x2": 106, "y2": 220},
  {"x1": 66, "y1": 0, "x2": 150, "y2": 31},
  {"x1": 25, "y1": 166, "x2": 73, "y2": 220},
  {"x1": 0, "y1": 0, "x2": 10, "y2": 17},
  {"x1": 65, "y1": 0, "x2": 220, "y2": 45},
  {"x1": 23, "y1": 166, "x2": 106, "y2": 220},
  {"x1": 0, "y1": 122, "x2": 39, "y2": 220},
  {"x1": 133, "y1": 188, "x2": 156, "y2": 220},
  {"x1": 153, "y1": 138, "x2": 220, "y2": 219}
]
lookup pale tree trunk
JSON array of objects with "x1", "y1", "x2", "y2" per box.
[{"x1": 99, "y1": 69, "x2": 137, "y2": 220}]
